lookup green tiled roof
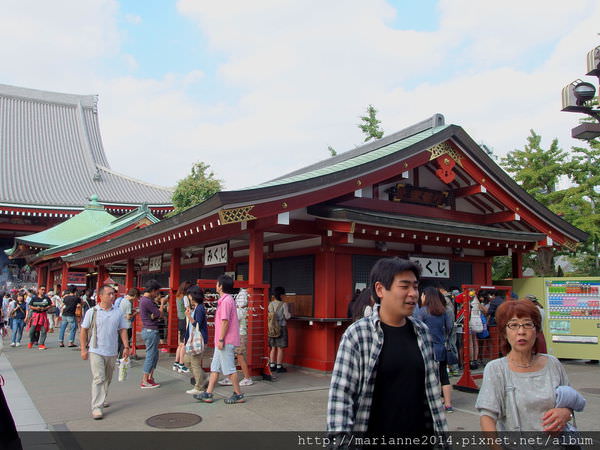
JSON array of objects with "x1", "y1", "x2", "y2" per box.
[
  {"x1": 243, "y1": 125, "x2": 450, "y2": 190},
  {"x1": 5, "y1": 197, "x2": 159, "y2": 258}
]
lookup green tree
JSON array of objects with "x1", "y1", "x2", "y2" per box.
[
  {"x1": 169, "y1": 162, "x2": 222, "y2": 216},
  {"x1": 358, "y1": 105, "x2": 384, "y2": 142},
  {"x1": 500, "y1": 130, "x2": 567, "y2": 206}
]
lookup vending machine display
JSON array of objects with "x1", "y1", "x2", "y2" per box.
[{"x1": 547, "y1": 281, "x2": 600, "y2": 320}]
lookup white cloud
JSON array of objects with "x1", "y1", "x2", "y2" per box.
[
  {"x1": 125, "y1": 13, "x2": 142, "y2": 25},
  {"x1": 1, "y1": 0, "x2": 599, "y2": 192}
]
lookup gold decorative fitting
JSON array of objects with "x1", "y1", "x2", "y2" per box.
[
  {"x1": 282, "y1": 202, "x2": 288, "y2": 209},
  {"x1": 516, "y1": 207, "x2": 520, "y2": 211},
  {"x1": 427, "y1": 141, "x2": 463, "y2": 167},
  {"x1": 562, "y1": 239, "x2": 578, "y2": 252},
  {"x1": 356, "y1": 180, "x2": 362, "y2": 186},
  {"x1": 218, "y1": 206, "x2": 257, "y2": 225},
  {"x1": 404, "y1": 162, "x2": 409, "y2": 169},
  {"x1": 481, "y1": 178, "x2": 486, "y2": 183}
]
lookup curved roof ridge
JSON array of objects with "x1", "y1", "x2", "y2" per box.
[
  {"x1": 0, "y1": 83, "x2": 97, "y2": 108},
  {"x1": 96, "y1": 166, "x2": 174, "y2": 193}
]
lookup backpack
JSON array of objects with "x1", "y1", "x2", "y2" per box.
[{"x1": 268, "y1": 301, "x2": 283, "y2": 338}]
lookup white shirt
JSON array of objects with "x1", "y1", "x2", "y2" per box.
[{"x1": 82, "y1": 304, "x2": 129, "y2": 357}]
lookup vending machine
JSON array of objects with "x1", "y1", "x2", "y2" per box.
[{"x1": 511, "y1": 277, "x2": 600, "y2": 360}]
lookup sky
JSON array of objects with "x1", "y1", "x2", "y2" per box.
[{"x1": 1, "y1": 0, "x2": 599, "y2": 191}]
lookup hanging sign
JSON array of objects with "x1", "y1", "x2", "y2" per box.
[
  {"x1": 148, "y1": 255, "x2": 163, "y2": 272},
  {"x1": 410, "y1": 257, "x2": 450, "y2": 278},
  {"x1": 67, "y1": 272, "x2": 87, "y2": 286},
  {"x1": 204, "y1": 242, "x2": 229, "y2": 267}
]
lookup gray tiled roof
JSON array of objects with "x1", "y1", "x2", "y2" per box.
[{"x1": 0, "y1": 84, "x2": 173, "y2": 208}]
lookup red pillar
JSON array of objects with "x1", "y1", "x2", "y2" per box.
[
  {"x1": 511, "y1": 252, "x2": 523, "y2": 279},
  {"x1": 167, "y1": 248, "x2": 181, "y2": 353},
  {"x1": 125, "y1": 259, "x2": 135, "y2": 291},
  {"x1": 247, "y1": 227, "x2": 265, "y2": 373},
  {"x1": 38, "y1": 265, "x2": 47, "y2": 289},
  {"x1": 60, "y1": 263, "x2": 69, "y2": 294},
  {"x1": 46, "y1": 267, "x2": 53, "y2": 292},
  {"x1": 97, "y1": 265, "x2": 107, "y2": 293}
]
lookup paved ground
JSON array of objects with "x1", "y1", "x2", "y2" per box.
[{"x1": 1, "y1": 331, "x2": 599, "y2": 446}]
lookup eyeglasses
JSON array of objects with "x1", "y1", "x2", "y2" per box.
[{"x1": 506, "y1": 322, "x2": 535, "y2": 330}]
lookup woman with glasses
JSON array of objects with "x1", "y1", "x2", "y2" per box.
[{"x1": 475, "y1": 300, "x2": 582, "y2": 433}]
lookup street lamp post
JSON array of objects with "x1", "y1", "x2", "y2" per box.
[{"x1": 562, "y1": 45, "x2": 600, "y2": 140}]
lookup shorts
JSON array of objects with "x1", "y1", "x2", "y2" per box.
[
  {"x1": 234, "y1": 335, "x2": 247, "y2": 356},
  {"x1": 178, "y1": 319, "x2": 187, "y2": 343},
  {"x1": 268, "y1": 325, "x2": 288, "y2": 348},
  {"x1": 210, "y1": 344, "x2": 237, "y2": 375}
]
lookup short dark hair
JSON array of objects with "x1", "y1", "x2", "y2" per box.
[
  {"x1": 273, "y1": 286, "x2": 285, "y2": 301},
  {"x1": 369, "y1": 257, "x2": 421, "y2": 304},
  {"x1": 127, "y1": 288, "x2": 140, "y2": 297},
  {"x1": 98, "y1": 284, "x2": 115, "y2": 296},
  {"x1": 187, "y1": 285, "x2": 205, "y2": 303},
  {"x1": 144, "y1": 279, "x2": 162, "y2": 293},
  {"x1": 68, "y1": 285, "x2": 77, "y2": 294},
  {"x1": 217, "y1": 274, "x2": 234, "y2": 294}
]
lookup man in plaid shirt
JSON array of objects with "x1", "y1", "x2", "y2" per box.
[{"x1": 328, "y1": 257, "x2": 448, "y2": 442}]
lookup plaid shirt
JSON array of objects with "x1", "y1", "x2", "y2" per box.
[{"x1": 327, "y1": 305, "x2": 448, "y2": 435}]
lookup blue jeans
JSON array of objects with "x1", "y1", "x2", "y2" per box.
[
  {"x1": 11, "y1": 318, "x2": 25, "y2": 344},
  {"x1": 142, "y1": 328, "x2": 160, "y2": 374},
  {"x1": 59, "y1": 315, "x2": 78, "y2": 343}
]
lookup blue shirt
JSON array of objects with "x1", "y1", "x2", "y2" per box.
[
  {"x1": 414, "y1": 306, "x2": 453, "y2": 361},
  {"x1": 81, "y1": 304, "x2": 129, "y2": 357},
  {"x1": 185, "y1": 304, "x2": 208, "y2": 344}
]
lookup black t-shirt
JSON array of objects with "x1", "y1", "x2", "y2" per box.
[
  {"x1": 487, "y1": 296, "x2": 505, "y2": 326},
  {"x1": 62, "y1": 295, "x2": 81, "y2": 316},
  {"x1": 367, "y1": 321, "x2": 434, "y2": 435},
  {"x1": 29, "y1": 295, "x2": 52, "y2": 311}
]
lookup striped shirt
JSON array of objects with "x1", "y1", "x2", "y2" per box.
[{"x1": 327, "y1": 305, "x2": 448, "y2": 436}]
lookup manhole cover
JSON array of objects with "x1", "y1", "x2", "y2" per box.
[
  {"x1": 145, "y1": 413, "x2": 202, "y2": 429},
  {"x1": 580, "y1": 387, "x2": 600, "y2": 395}
]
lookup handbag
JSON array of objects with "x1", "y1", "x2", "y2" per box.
[
  {"x1": 185, "y1": 323, "x2": 205, "y2": 355},
  {"x1": 469, "y1": 310, "x2": 484, "y2": 333},
  {"x1": 477, "y1": 314, "x2": 490, "y2": 339}
]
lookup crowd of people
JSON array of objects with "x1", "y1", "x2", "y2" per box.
[
  {"x1": 0, "y1": 274, "x2": 292, "y2": 420},
  {"x1": 328, "y1": 256, "x2": 587, "y2": 441}
]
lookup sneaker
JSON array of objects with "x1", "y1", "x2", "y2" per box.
[
  {"x1": 148, "y1": 377, "x2": 157, "y2": 385},
  {"x1": 276, "y1": 366, "x2": 287, "y2": 373},
  {"x1": 92, "y1": 409, "x2": 103, "y2": 420},
  {"x1": 10, "y1": 343, "x2": 15, "y2": 347},
  {"x1": 140, "y1": 381, "x2": 160, "y2": 389},
  {"x1": 239, "y1": 378, "x2": 254, "y2": 386},
  {"x1": 269, "y1": 363, "x2": 276, "y2": 370},
  {"x1": 445, "y1": 406, "x2": 454, "y2": 413},
  {"x1": 172, "y1": 363, "x2": 181, "y2": 372},
  {"x1": 28, "y1": 342, "x2": 33, "y2": 349},
  {"x1": 67, "y1": 343, "x2": 77, "y2": 347},
  {"x1": 194, "y1": 392, "x2": 214, "y2": 403},
  {"x1": 59, "y1": 342, "x2": 64, "y2": 347},
  {"x1": 218, "y1": 378, "x2": 233, "y2": 386},
  {"x1": 15, "y1": 342, "x2": 20, "y2": 347},
  {"x1": 178, "y1": 365, "x2": 190, "y2": 374},
  {"x1": 160, "y1": 348, "x2": 168, "y2": 352},
  {"x1": 186, "y1": 388, "x2": 203, "y2": 395},
  {"x1": 224, "y1": 392, "x2": 245, "y2": 404},
  {"x1": 39, "y1": 345, "x2": 47, "y2": 350}
]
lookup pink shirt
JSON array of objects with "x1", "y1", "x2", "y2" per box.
[{"x1": 214, "y1": 293, "x2": 240, "y2": 347}]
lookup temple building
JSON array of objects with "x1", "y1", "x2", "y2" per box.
[
  {"x1": 46, "y1": 113, "x2": 586, "y2": 372},
  {"x1": 0, "y1": 83, "x2": 173, "y2": 287}
]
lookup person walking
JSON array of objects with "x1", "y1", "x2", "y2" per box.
[
  {"x1": 59, "y1": 286, "x2": 81, "y2": 348},
  {"x1": 80, "y1": 284, "x2": 130, "y2": 420},
  {"x1": 139, "y1": 280, "x2": 166, "y2": 389},
  {"x1": 328, "y1": 257, "x2": 448, "y2": 438},
  {"x1": 194, "y1": 274, "x2": 245, "y2": 404},
  {"x1": 415, "y1": 286, "x2": 455, "y2": 412},
  {"x1": 27, "y1": 286, "x2": 52, "y2": 350},
  {"x1": 9, "y1": 294, "x2": 26, "y2": 347}
]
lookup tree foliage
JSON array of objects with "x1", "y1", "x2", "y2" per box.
[
  {"x1": 500, "y1": 129, "x2": 600, "y2": 275},
  {"x1": 328, "y1": 145, "x2": 337, "y2": 157},
  {"x1": 358, "y1": 105, "x2": 384, "y2": 142},
  {"x1": 169, "y1": 162, "x2": 222, "y2": 216}
]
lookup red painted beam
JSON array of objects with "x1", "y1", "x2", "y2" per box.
[
  {"x1": 483, "y1": 211, "x2": 519, "y2": 225},
  {"x1": 315, "y1": 219, "x2": 355, "y2": 234},
  {"x1": 452, "y1": 184, "x2": 486, "y2": 198},
  {"x1": 0, "y1": 223, "x2": 47, "y2": 232}
]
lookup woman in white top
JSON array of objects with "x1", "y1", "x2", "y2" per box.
[{"x1": 476, "y1": 300, "x2": 576, "y2": 434}]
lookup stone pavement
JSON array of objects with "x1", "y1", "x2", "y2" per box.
[{"x1": 1, "y1": 330, "x2": 599, "y2": 440}]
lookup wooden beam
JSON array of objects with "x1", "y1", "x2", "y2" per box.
[
  {"x1": 483, "y1": 211, "x2": 520, "y2": 225},
  {"x1": 315, "y1": 218, "x2": 355, "y2": 234},
  {"x1": 451, "y1": 184, "x2": 486, "y2": 198}
]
